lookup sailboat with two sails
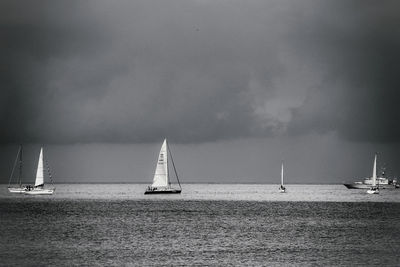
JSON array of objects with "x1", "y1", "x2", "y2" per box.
[
  {"x1": 8, "y1": 146, "x2": 55, "y2": 195},
  {"x1": 145, "y1": 139, "x2": 182, "y2": 194}
]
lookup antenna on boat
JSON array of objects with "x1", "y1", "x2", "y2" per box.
[{"x1": 167, "y1": 142, "x2": 182, "y2": 190}]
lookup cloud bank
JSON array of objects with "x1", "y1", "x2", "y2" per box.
[{"x1": 1, "y1": 0, "x2": 399, "y2": 144}]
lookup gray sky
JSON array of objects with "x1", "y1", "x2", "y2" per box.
[{"x1": 1, "y1": 0, "x2": 399, "y2": 183}]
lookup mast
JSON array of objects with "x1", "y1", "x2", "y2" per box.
[
  {"x1": 19, "y1": 145, "x2": 23, "y2": 187},
  {"x1": 8, "y1": 146, "x2": 21, "y2": 187},
  {"x1": 281, "y1": 161, "x2": 284, "y2": 186},
  {"x1": 167, "y1": 141, "x2": 182, "y2": 190}
]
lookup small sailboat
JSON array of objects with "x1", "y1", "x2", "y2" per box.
[
  {"x1": 145, "y1": 139, "x2": 182, "y2": 194},
  {"x1": 24, "y1": 147, "x2": 55, "y2": 195},
  {"x1": 367, "y1": 153, "x2": 379, "y2": 195},
  {"x1": 8, "y1": 146, "x2": 26, "y2": 193},
  {"x1": 279, "y1": 161, "x2": 286, "y2": 193}
]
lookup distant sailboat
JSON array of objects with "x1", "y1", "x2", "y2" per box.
[
  {"x1": 279, "y1": 161, "x2": 286, "y2": 193},
  {"x1": 24, "y1": 147, "x2": 55, "y2": 195},
  {"x1": 145, "y1": 139, "x2": 182, "y2": 194},
  {"x1": 367, "y1": 153, "x2": 379, "y2": 195},
  {"x1": 8, "y1": 145, "x2": 26, "y2": 193}
]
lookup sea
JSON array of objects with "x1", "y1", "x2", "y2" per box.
[{"x1": 0, "y1": 184, "x2": 399, "y2": 266}]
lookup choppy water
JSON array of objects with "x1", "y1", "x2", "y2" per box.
[{"x1": 1, "y1": 184, "x2": 399, "y2": 266}]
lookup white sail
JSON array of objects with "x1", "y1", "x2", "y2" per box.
[
  {"x1": 372, "y1": 153, "x2": 377, "y2": 187},
  {"x1": 35, "y1": 147, "x2": 44, "y2": 187},
  {"x1": 281, "y1": 162, "x2": 284, "y2": 186},
  {"x1": 151, "y1": 139, "x2": 169, "y2": 188}
]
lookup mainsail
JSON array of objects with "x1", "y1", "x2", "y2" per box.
[
  {"x1": 281, "y1": 162, "x2": 284, "y2": 186},
  {"x1": 35, "y1": 147, "x2": 44, "y2": 187},
  {"x1": 151, "y1": 139, "x2": 169, "y2": 188},
  {"x1": 372, "y1": 153, "x2": 377, "y2": 187}
]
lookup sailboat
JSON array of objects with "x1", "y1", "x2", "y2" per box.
[
  {"x1": 279, "y1": 161, "x2": 286, "y2": 193},
  {"x1": 366, "y1": 153, "x2": 379, "y2": 194},
  {"x1": 145, "y1": 139, "x2": 182, "y2": 194},
  {"x1": 24, "y1": 147, "x2": 55, "y2": 195},
  {"x1": 8, "y1": 146, "x2": 26, "y2": 193}
]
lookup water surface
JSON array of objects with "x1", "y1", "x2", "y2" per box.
[
  {"x1": 0, "y1": 184, "x2": 399, "y2": 266},
  {"x1": 2, "y1": 184, "x2": 400, "y2": 202}
]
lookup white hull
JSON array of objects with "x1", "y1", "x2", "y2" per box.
[
  {"x1": 344, "y1": 183, "x2": 396, "y2": 189},
  {"x1": 367, "y1": 188, "x2": 379, "y2": 194},
  {"x1": 24, "y1": 189, "x2": 54, "y2": 195},
  {"x1": 8, "y1": 187, "x2": 26, "y2": 193}
]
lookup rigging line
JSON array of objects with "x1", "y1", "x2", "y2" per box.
[
  {"x1": 167, "y1": 143, "x2": 182, "y2": 190},
  {"x1": 45, "y1": 159, "x2": 55, "y2": 187},
  {"x1": 8, "y1": 146, "x2": 21, "y2": 187}
]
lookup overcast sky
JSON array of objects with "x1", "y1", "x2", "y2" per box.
[{"x1": 1, "y1": 0, "x2": 399, "y2": 183}]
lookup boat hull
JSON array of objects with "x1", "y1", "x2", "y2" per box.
[
  {"x1": 24, "y1": 189, "x2": 55, "y2": 195},
  {"x1": 144, "y1": 189, "x2": 181, "y2": 194},
  {"x1": 367, "y1": 189, "x2": 379, "y2": 194},
  {"x1": 343, "y1": 183, "x2": 397, "y2": 189},
  {"x1": 8, "y1": 187, "x2": 26, "y2": 193}
]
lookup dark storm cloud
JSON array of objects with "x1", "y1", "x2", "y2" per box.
[
  {"x1": 286, "y1": 0, "x2": 400, "y2": 143},
  {"x1": 1, "y1": 0, "x2": 399, "y2": 144},
  {"x1": 0, "y1": 0, "x2": 112, "y2": 142}
]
